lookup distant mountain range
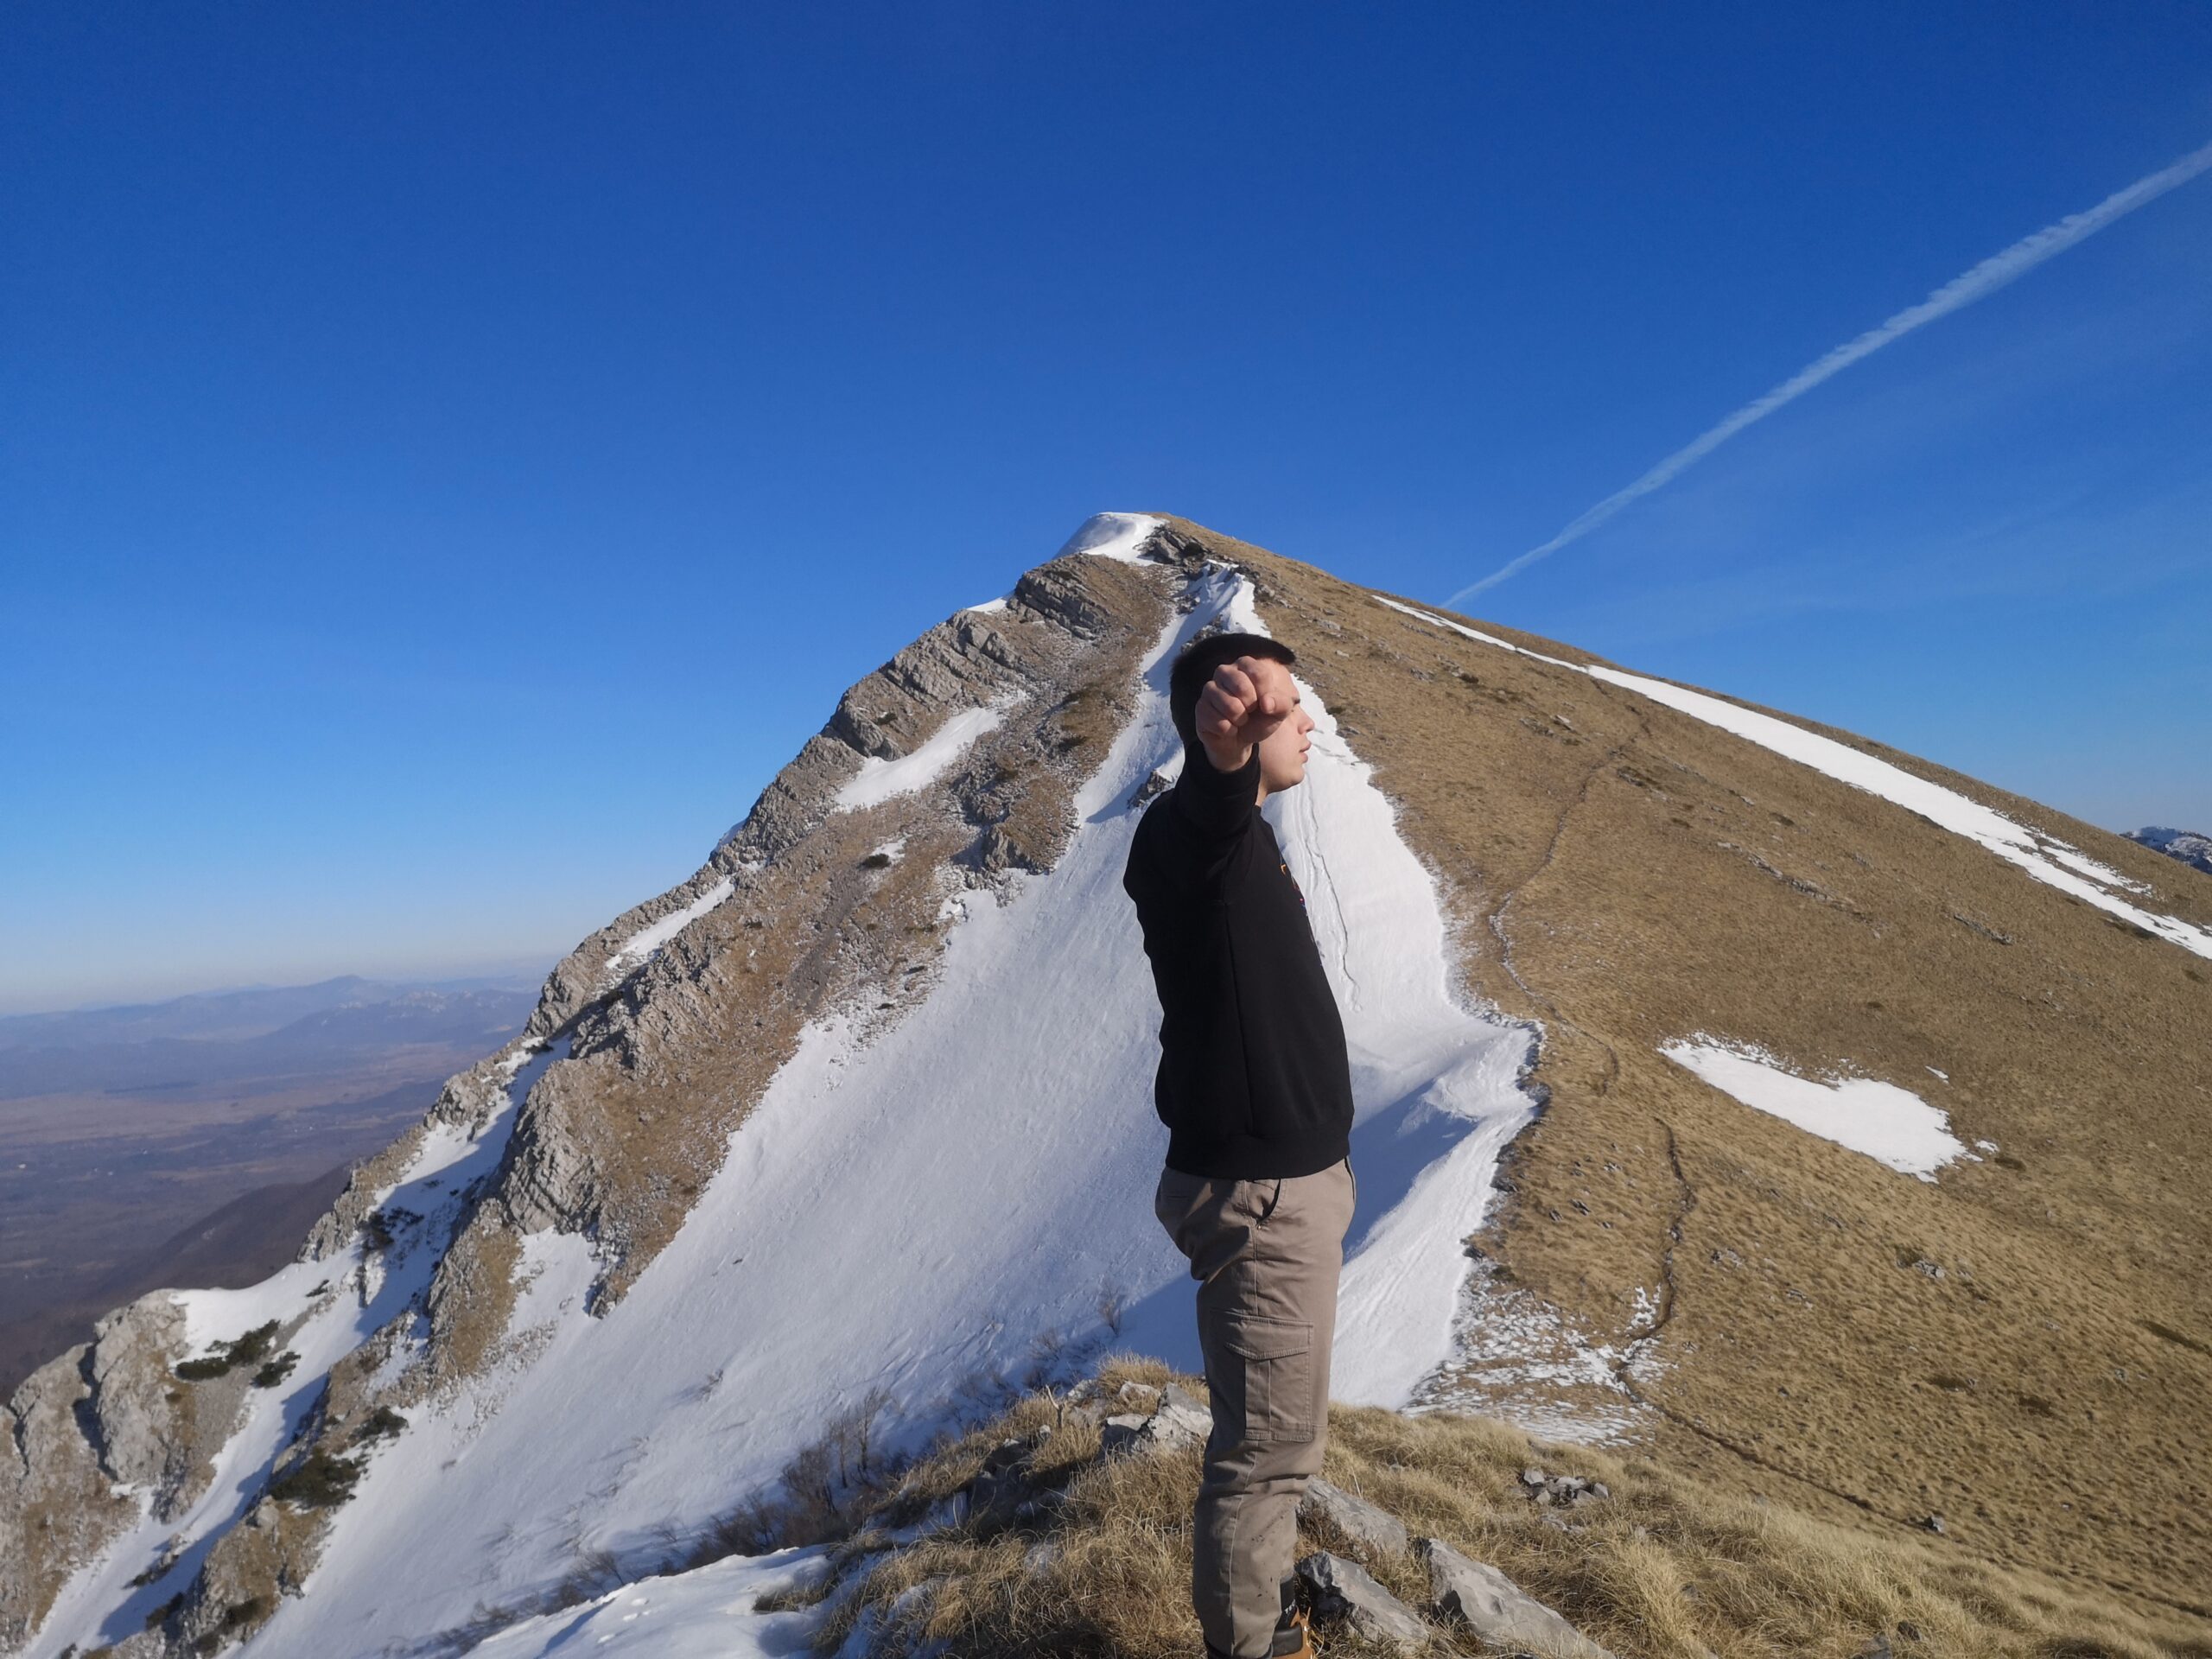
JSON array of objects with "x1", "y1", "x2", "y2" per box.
[
  {"x1": 0, "y1": 972, "x2": 543, "y2": 1052},
  {"x1": 2130, "y1": 824, "x2": 2212, "y2": 876},
  {"x1": 0, "y1": 979, "x2": 541, "y2": 1101}
]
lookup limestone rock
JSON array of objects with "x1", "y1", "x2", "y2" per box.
[
  {"x1": 1128, "y1": 768, "x2": 1173, "y2": 810},
  {"x1": 1099, "y1": 1390, "x2": 1213, "y2": 1459},
  {"x1": 1421, "y1": 1535, "x2": 1614, "y2": 1659},
  {"x1": 1, "y1": 1346, "x2": 137, "y2": 1650},
  {"x1": 1160, "y1": 1381, "x2": 1208, "y2": 1417},
  {"x1": 1295, "y1": 1551, "x2": 1428, "y2": 1650},
  {"x1": 1145, "y1": 1392, "x2": 1214, "y2": 1451},
  {"x1": 86, "y1": 1296, "x2": 194, "y2": 1497},
  {"x1": 92, "y1": 1293, "x2": 264, "y2": 1525},
  {"x1": 1517, "y1": 1465, "x2": 1611, "y2": 1507},
  {"x1": 0, "y1": 1287, "x2": 232, "y2": 1648},
  {"x1": 1299, "y1": 1476, "x2": 1408, "y2": 1560}
]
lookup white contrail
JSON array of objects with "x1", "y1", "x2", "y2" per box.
[{"x1": 1449, "y1": 138, "x2": 2212, "y2": 607}]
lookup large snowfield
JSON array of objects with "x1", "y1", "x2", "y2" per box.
[{"x1": 26, "y1": 553, "x2": 1541, "y2": 1657}]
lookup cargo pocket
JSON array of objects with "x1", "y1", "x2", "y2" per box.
[{"x1": 1209, "y1": 1312, "x2": 1315, "y2": 1446}]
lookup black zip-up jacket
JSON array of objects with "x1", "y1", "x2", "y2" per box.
[{"x1": 1121, "y1": 742, "x2": 1355, "y2": 1178}]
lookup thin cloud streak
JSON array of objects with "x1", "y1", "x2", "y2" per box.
[{"x1": 1450, "y1": 138, "x2": 2212, "y2": 607}]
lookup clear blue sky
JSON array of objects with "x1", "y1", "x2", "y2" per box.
[{"x1": 4, "y1": 3, "x2": 2209, "y2": 1014}]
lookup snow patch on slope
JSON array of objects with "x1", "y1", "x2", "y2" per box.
[
  {"x1": 1373, "y1": 596, "x2": 2212, "y2": 960},
  {"x1": 1661, "y1": 1037, "x2": 1967, "y2": 1180},
  {"x1": 606, "y1": 880, "x2": 735, "y2": 982},
  {"x1": 1053, "y1": 511, "x2": 1165, "y2": 563},
  {"x1": 836, "y1": 702, "x2": 1011, "y2": 811},
  {"x1": 1432, "y1": 1273, "x2": 1652, "y2": 1445}
]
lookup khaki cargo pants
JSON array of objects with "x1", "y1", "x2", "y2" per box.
[{"x1": 1154, "y1": 1157, "x2": 1357, "y2": 1659}]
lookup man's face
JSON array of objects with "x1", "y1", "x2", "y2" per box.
[{"x1": 1253, "y1": 660, "x2": 1316, "y2": 797}]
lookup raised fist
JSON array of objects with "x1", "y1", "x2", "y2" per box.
[{"x1": 1196, "y1": 654, "x2": 1293, "y2": 772}]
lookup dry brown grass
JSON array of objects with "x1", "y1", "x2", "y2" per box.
[{"x1": 810, "y1": 1363, "x2": 2212, "y2": 1659}]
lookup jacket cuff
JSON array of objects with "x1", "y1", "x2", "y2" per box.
[
  {"x1": 1185, "y1": 741, "x2": 1260, "y2": 792},
  {"x1": 1171, "y1": 743, "x2": 1260, "y2": 839}
]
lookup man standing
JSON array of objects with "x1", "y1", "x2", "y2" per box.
[{"x1": 1122, "y1": 631, "x2": 1357, "y2": 1659}]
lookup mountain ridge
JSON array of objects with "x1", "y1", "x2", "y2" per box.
[{"x1": 4, "y1": 514, "x2": 2206, "y2": 1656}]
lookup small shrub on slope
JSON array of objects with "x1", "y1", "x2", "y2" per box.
[
  {"x1": 268, "y1": 1448, "x2": 363, "y2": 1510},
  {"x1": 174, "y1": 1319, "x2": 283, "y2": 1383}
]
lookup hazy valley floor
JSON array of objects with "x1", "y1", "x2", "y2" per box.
[{"x1": 0, "y1": 1058, "x2": 504, "y2": 1397}]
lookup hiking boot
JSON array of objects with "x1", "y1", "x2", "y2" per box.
[
  {"x1": 1201, "y1": 1578, "x2": 1319, "y2": 1659},
  {"x1": 1270, "y1": 1605, "x2": 1319, "y2": 1656}
]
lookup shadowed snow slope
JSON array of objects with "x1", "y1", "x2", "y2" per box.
[
  {"x1": 471, "y1": 1548, "x2": 831, "y2": 1658},
  {"x1": 113, "y1": 563, "x2": 1531, "y2": 1657}
]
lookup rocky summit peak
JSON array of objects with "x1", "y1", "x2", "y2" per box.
[{"x1": 2129, "y1": 823, "x2": 2212, "y2": 876}]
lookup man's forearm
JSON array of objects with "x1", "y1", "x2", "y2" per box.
[
  {"x1": 1171, "y1": 741, "x2": 1262, "y2": 843},
  {"x1": 1198, "y1": 738, "x2": 1255, "y2": 775}
]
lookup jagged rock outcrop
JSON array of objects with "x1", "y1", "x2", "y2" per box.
[
  {"x1": 82, "y1": 1299, "x2": 191, "y2": 1503},
  {"x1": 1421, "y1": 1535, "x2": 1616, "y2": 1658},
  {"x1": 1294, "y1": 1550, "x2": 1429, "y2": 1649},
  {"x1": 0, "y1": 1293, "x2": 258, "y2": 1649},
  {"x1": 3, "y1": 1351, "x2": 136, "y2": 1651}
]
